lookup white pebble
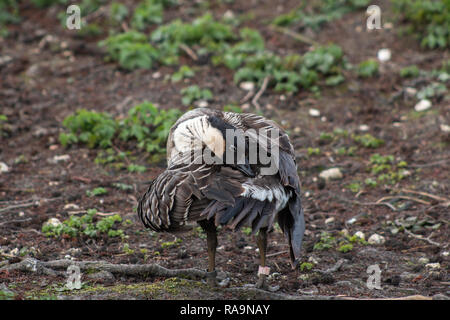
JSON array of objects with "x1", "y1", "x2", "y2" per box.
[
  {"x1": 359, "y1": 124, "x2": 369, "y2": 132},
  {"x1": 309, "y1": 108, "x2": 320, "y2": 117},
  {"x1": 0, "y1": 162, "x2": 9, "y2": 173},
  {"x1": 377, "y1": 48, "x2": 391, "y2": 62},
  {"x1": 414, "y1": 99, "x2": 432, "y2": 112},
  {"x1": 319, "y1": 168, "x2": 343, "y2": 180},
  {"x1": 196, "y1": 100, "x2": 209, "y2": 108},
  {"x1": 44, "y1": 218, "x2": 62, "y2": 228},
  {"x1": 325, "y1": 217, "x2": 335, "y2": 224},
  {"x1": 64, "y1": 203, "x2": 80, "y2": 210},
  {"x1": 239, "y1": 81, "x2": 255, "y2": 91},
  {"x1": 425, "y1": 263, "x2": 440, "y2": 270},
  {"x1": 368, "y1": 233, "x2": 385, "y2": 244},
  {"x1": 354, "y1": 231, "x2": 365, "y2": 240},
  {"x1": 440, "y1": 124, "x2": 450, "y2": 133},
  {"x1": 52, "y1": 154, "x2": 70, "y2": 163},
  {"x1": 418, "y1": 257, "x2": 429, "y2": 264}
]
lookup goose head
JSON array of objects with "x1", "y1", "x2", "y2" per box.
[{"x1": 170, "y1": 114, "x2": 256, "y2": 177}]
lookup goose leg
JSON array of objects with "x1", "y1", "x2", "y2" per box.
[
  {"x1": 199, "y1": 220, "x2": 218, "y2": 286},
  {"x1": 256, "y1": 228, "x2": 269, "y2": 289}
]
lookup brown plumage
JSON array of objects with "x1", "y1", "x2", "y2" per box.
[{"x1": 137, "y1": 108, "x2": 305, "y2": 288}]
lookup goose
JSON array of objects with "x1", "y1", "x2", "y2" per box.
[{"x1": 137, "y1": 108, "x2": 305, "y2": 288}]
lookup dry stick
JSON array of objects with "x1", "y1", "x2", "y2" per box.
[
  {"x1": 266, "y1": 250, "x2": 288, "y2": 258},
  {"x1": 376, "y1": 196, "x2": 431, "y2": 206},
  {"x1": 0, "y1": 202, "x2": 37, "y2": 214},
  {"x1": 252, "y1": 76, "x2": 270, "y2": 111},
  {"x1": 240, "y1": 89, "x2": 255, "y2": 104},
  {"x1": 402, "y1": 228, "x2": 444, "y2": 248},
  {"x1": 399, "y1": 189, "x2": 449, "y2": 203},
  {"x1": 270, "y1": 25, "x2": 320, "y2": 47},
  {"x1": 179, "y1": 44, "x2": 198, "y2": 61},
  {"x1": 0, "y1": 218, "x2": 32, "y2": 227}
]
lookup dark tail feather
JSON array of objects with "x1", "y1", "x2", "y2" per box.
[{"x1": 278, "y1": 196, "x2": 305, "y2": 269}]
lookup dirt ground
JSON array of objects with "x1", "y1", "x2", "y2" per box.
[{"x1": 0, "y1": 0, "x2": 449, "y2": 300}]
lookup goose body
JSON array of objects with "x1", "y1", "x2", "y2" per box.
[{"x1": 138, "y1": 108, "x2": 305, "y2": 287}]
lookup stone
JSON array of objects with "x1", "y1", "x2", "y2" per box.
[
  {"x1": 377, "y1": 48, "x2": 391, "y2": 62},
  {"x1": 319, "y1": 168, "x2": 343, "y2": 180},
  {"x1": 354, "y1": 231, "x2": 365, "y2": 240},
  {"x1": 414, "y1": 99, "x2": 432, "y2": 112},
  {"x1": 0, "y1": 162, "x2": 9, "y2": 173},
  {"x1": 44, "y1": 218, "x2": 62, "y2": 228},
  {"x1": 368, "y1": 234, "x2": 385, "y2": 244},
  {"x1": 308, "y1": 108, "x2": 320, "y2": 117},
  {"x1": 239, "y1": 81, "x2": 255, "y2": 91}
]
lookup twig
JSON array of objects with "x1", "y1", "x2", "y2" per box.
[
  {"x1": 266, "y1": 250, "x2": 288, "y2": 258},
  {"x1": 240, "y1": 90, "x2": 255, "y2": 104},
  {"x1": 179, "y1": 44, "x2": 198, "y2": 61},
  {"x1": 0, "y1": 218, "x2": 32, "y2": 227},
  {"x1": 0, "y1": 202, "x2": 37, "y2": 213},
  {"x1": 316, "y1": 259, "x2": 346, "y2": 274},
  {"x1": 252, "y1": 76, "x2": 270, "y2": 111},
  {"x1": 402, "y1": 228, "x2": 444, "y2": 247},
  {"x1": 270, "y1": 25, "x2": 320, "y2": 47},
  {"x1": 376, "y1": 196, "x2": 431, "y2": 206},
  {"x1": 399, "y1": 189, "x2": 449, "y2": 203}
]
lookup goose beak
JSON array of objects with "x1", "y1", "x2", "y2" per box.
[{"x1": 237, "y1": 162, "x2": 256, "y2": 177}]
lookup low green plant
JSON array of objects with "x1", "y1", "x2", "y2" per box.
[
  {"x1": 357, "y1": 59, "x2": 379, "y2": 78},
  {"x1": 299, "y1": 262, "x2": 314, "y2": 271},
  {"x1": 392, "y1": 0, "x2": 450, "y2": 49},
  {"x1": 42, "y1": 209, "x2": 124, "y2": 239},
  {"x1": 352, "y1": 133, "x2": 384, "y2": 148},
  {"x1": 400, "y1": 65, "x2": 420, "y2": 78},
  {"x1": 171, "y1": 65, "x2": 195, "y2": 83},
  {"x1": 86, "y1": 187, "x2": 107, "y2": 197},
  {"x1": 59, "y1": 109, "x2": 117, "y2": 148},
  {"x1": 181, "y1": 85, "x2": 213, "y2": 106},
  {"x1": 99, "y1": 31, "x2": 159, "y2": 70}
]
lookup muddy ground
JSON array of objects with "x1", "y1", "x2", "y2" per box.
[{"x1": 0, "y1": 0, "x2": 449, "y2": 300}]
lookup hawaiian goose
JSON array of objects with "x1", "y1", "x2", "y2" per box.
[{"x1": 138, "y1": 108, "x2": 305, "y2": 288}]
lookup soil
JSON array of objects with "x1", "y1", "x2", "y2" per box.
[{"x1": 0, "y1": 0, "x2": 449, "y2": 300}]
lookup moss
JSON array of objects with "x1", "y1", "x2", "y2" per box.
[{"x1": 25, "y1": 278, "x2": 208, "y2": 300}]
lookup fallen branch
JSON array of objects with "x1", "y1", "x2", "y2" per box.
[{"x1": 0, "y1": 258, "x2": 208, "y2": 280}]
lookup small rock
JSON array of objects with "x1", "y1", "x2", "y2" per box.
[
  {"x1": 354, "y1": 231, "x2": 365, "y2": 240},
  {"x1": 414, "y1": 99, "x2": 432, "y2": 112},
  {"x1": 244, "y1": 246, "x2": 253, "y2": 250},
  {"x1": 0, "y1": 162, "x2": 9, "y2": 173},
  {"x1": 18, "y1": 211, "x2": 25, "y2": 217},
  {"x1": 325, "y1": 217, "x2": 335, "y2": 224},
  {"x1": 63, "y1": 203, "x2": 80, "y2": 211},
  {"x1": 442, "y1": 251, "x2": 449, "y2": 257},
  {"x1": 152, "y1": 72, "x2": 161, "y2": 79},
  {"x1": 418, "y1": 257, "x2": 430, "y2": 265},
  {"x1": 0, "y1": 56, "x2": 12, "y2": 66},
  {"x1": 359, "y1": 124, "x2": 369, "y2": 132},
  {"x1": 425, "y1": 263, "x2": 440, "y2": 270},
  {"x1": 440, "y1": 124, "x2": 450, "y2": 133},
  {"x1": 377, "y1": 48, "x2": 391, "y2": 62},
  {"x1": 405, "y1": 87, "x2": 417, "y2": 96},
  {"x1": 50, "y1": 154, "x2": 70, "y2": 163},
  {"x1": 44, "y1": 218, "x2": 62, "y2": 228},
  {"x1": 368, "y1": 234, "x2": 385, "y2": 245},
  {"x1": 308, "y1": 108, "x2": 320, "y2": 117},
  {"x1": 10, "y1": 248, "x2": 19, "y2": 256},
  {"x1": 308, "y1": 256, "x2": 319, "y2": 264},
  {"x1": 223, "y1": 10, "x2": 235, "y2": 20},
  {"x1": 196, "y1": 100, "x2": 209, "y2": 108},
  {"x1": 293, "y1": 127, "x2": 301, "y2": 134},
  {"x1": 319, "y1": 168, "x2": 343, "y2": 181},
  {"x1": 239, "y1": 81, "x2": 255, "y2": 91},
  {"x1": 340, "y1": 229, "x2": 349, "y2": 237},
  {"x1": 297, "y1": 286, "x2": 319, "y2": 295}
]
